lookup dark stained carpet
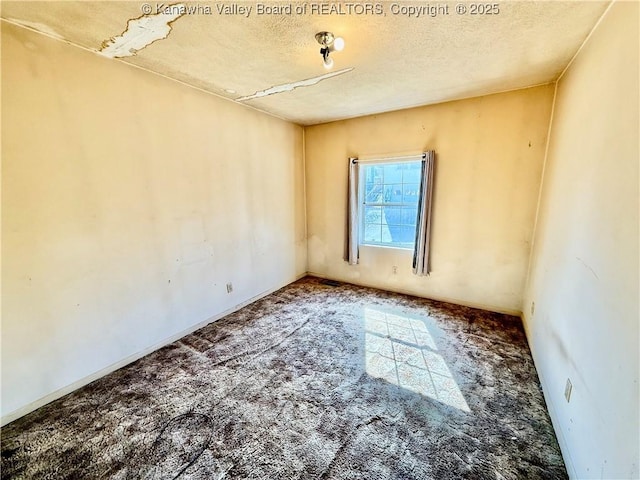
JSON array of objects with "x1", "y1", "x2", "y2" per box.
[{"x1": 1, "y1": 277, "x2": 567, "y2": 479}]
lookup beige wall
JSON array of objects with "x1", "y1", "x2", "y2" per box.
[
  {"x1": 305, "y1": 86, "x2": 554, "y2": 314},
  {"x1": 523, "y1": 3, "x2": 639, "y2": 478},
  {"x1": 4, "y1": 9, "x2": 638, "y2": 478},
  {"x1": 1, "y1": 23, "x2": 306, "y2": 423}
]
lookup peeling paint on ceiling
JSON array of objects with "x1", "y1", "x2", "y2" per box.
[
  {"x1": 237, "y1": 68, "x2": 355, "y2": 102},
  {"x1": 99, "y1": 4, "x2": 185, "y2": 58},
  {"x1": 1, "y1": 1, "x2": 611, "y2": 125}
]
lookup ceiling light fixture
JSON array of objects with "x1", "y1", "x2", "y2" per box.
[{"x1": 315, "y1": 31, "x2": 344, "y2": 69}]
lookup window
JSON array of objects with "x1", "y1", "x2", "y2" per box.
[
  {"x1": 360, "y1": 160, "x2": 422, "y2": 249},
  {"x1": 346, "y1": 151, "x2": 434, "y2": 273}
]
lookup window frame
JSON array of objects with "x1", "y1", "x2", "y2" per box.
[{"x1": 358, "y1": 157, "x2": 423, "y2": 251}]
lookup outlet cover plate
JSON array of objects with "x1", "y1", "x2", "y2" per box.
[{"x1": 564, "y1": 378, "x2": 572, "y2": 402}]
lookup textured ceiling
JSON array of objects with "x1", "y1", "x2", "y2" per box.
[{"x1": 2, "y1": 1, "x2": 609, "y2": 125}]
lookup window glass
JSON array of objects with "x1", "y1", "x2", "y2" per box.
[{"x1": 360, "y1": 160, "x2": 422, "y2": 249}]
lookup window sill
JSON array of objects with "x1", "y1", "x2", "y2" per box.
[{"x1": 360, "y1": 243, "x2": 414, "y2": 252}]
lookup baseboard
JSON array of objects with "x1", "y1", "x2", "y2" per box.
[
  {"x1": 1, "y1": 271, "x2": 516, "y2": 426},
  {"x1": 520, "y1": 313, "x2": 577, "y2": 479},
  {"x1": 1, "y1": 272, "x2": 307, "y2": 427},
  {"x1": 306, "y1": 271, "x2": 523, "y2": 317}
]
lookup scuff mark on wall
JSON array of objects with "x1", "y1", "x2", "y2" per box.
[
  {"x1": 576, "y1": 257, "x2": 599, "y2": 280},
  {"x1": 236, "y1": 68, "x2": 355, "y2": 102},
  {"x1": 99, "y1": 4, "x2": 185, "y2": 58}
]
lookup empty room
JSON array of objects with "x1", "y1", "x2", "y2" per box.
[{"x1": 1, "y1": 1, "x2": 638, "y2": 478}]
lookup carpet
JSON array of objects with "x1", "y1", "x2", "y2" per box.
[{"x1": 1, "y1": 277, "x2": 567, "y2": 479}]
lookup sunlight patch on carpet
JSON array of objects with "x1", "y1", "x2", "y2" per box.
[{"x1": 364, "y1": 307, "x2": 470, "y2": 412}]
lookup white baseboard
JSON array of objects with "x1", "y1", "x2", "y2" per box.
[{"x1": 1, "y1": 273, "x2": 307, "y2": 427}]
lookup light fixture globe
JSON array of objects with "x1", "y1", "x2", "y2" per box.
[
  {"x1": 315, "y1": 31, "x2": 344, "y2": 69},
  {"x1": 315, "y1": 31, "x2": 335, "y2": 47}
]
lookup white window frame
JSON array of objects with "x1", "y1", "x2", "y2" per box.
[{"x1": 358, "y1": 156, "x2": 423, "y2": 250}]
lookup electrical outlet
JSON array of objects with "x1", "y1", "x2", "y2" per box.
[
  {"x1": 564, "y1": 378, "x2": 572, "y2": 403},
  {"x1": 530, "y1": 301, "x2": 535, "y2": 315},
  {"x1": 226, "y1": 282, "x2": 233, "y2": 294},
  {"x1": 392, "y1": 266, "x2": 398, "y2": 275}
]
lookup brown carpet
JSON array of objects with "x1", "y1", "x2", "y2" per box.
[{"x1": 1, "y1": 277, "x2": 566, "y2": 479}]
